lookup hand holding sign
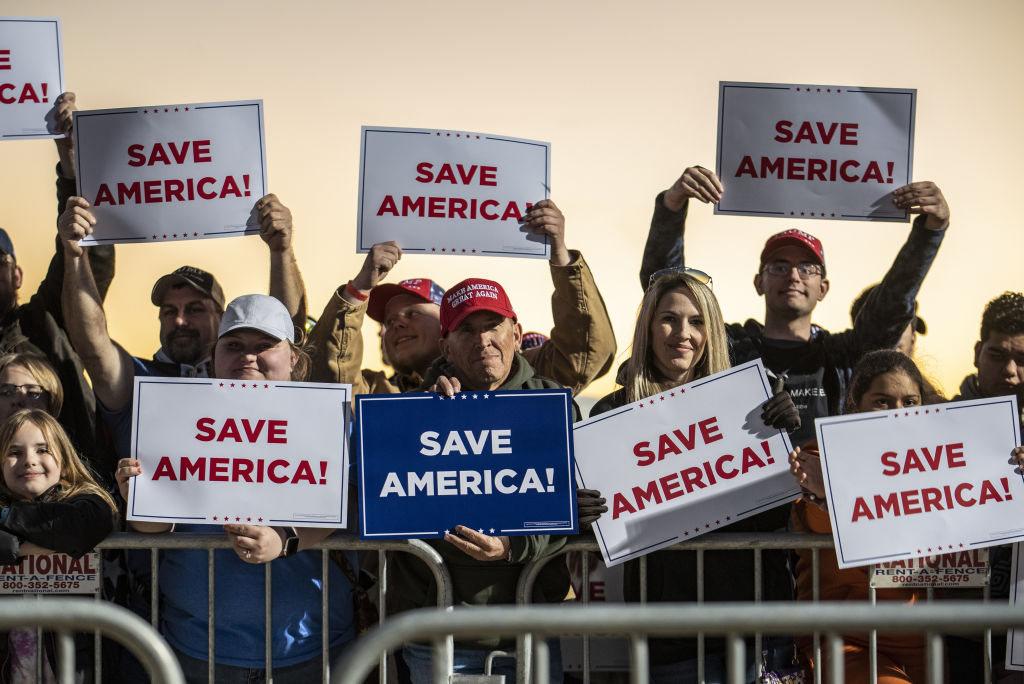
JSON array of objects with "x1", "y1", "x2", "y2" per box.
[
  {"x1": 521, "y1": 200, "x2": 570, "y2": 266},
  {"x1": 54, "y1": 91, "x2": 76, "y2": 177},
  {"x1": 256, "y1": 193, "x2": 294, "y2": 252},
  {"x1": 892, "y1": 181, "x2": 950, "y2": 230},
  {"x1": 224, "y1": 523, "x2": 284, "y2": 564},
  {"x1": 789, "y1": 445, "x2": 826, "y2": 505},
  {"x1": 1010, "y1": 445, "x2": 1024, "y2": 474},
  {"x1": 444, "y1": 525, "x2": 511, "y2": 562},
  {"x1": 57, "y1": 197, "x2": 96, "y2": 258},
  {"x1": 664, "y1": 165, "x2": 724, "y2": 210}
]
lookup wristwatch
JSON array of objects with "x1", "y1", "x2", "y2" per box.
[{"x1": 279, "y1": 527, "x2": 300, "y2": 558}]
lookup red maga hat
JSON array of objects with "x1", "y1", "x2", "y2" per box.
[{"x1": 439, "y1": 278, "x2": 516, "y2": 337}]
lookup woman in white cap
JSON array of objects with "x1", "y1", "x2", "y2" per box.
[{"x1": 116, "y1": 294, "x2": 355, "y2": 683}]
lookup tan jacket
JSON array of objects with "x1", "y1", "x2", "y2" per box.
[{"x1": 306, "y1": 250, "x2": 615, "y2": 396}]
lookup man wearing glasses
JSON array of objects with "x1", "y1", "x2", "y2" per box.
[{"x1": 641, "y1": 165, "x2": 949, "y2": 445}]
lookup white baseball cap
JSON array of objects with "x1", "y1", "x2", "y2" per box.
[{"x1": 218, "y1": 294, "x2": 295, "y2": 342}]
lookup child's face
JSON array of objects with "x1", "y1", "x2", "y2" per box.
[
  {"x1": 856, "y1": 370, "x2": 922, "y2": 413},
  {"x1": 3, "y1": 422, "x2": 61, "y2": 501}
]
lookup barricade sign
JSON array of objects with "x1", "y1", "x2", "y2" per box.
[
  {"x1": 715, "y1": 81, "x2": 915, "y2": 221},
  {"x1": 74, "y1": 99, "x2": 267, "y2": 245},
  {"x1": 127, "y1": 377, "x2": 351, "y2": 527},
  {"x1": 0, "y1": 17, "x2": 63, "y2": 139},
  {"x1": 869, "y1": 548, "x2": 989, "y2": 589},
  {"x1": 355, "y1": 389, "x2": 576, "y2": 538},
  {"x1": 573, "y1": 359, "x2": 796, "y2": 567},
  {"x1": 0, "y1": 552, "x2": 100, "y2": 594},
  {"x1": 357, "y1": 126, "x2": 551, "y2": 259},
  {"x1": 816, "y1": 395, "x2": 1022, "y2": 570}
]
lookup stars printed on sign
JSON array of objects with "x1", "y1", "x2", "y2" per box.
[
  {"x1": 489, "y1": 528, "x2": 495, "y2": 534},
  {"x1": 444, "y1": 529, "x2": 450, "y2": 535}
]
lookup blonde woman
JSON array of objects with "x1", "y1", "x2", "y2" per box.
[{"x1": 589, "y1": 268, "x2": 800, "y2": 684}]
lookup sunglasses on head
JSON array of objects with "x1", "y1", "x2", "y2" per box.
[{"x1": 647, "y1": 267, "x2": 713, "y2": 290}]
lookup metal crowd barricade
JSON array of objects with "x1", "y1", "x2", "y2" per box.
[
  {"x1": 332, "y1": 602, "x2": 1024, "y2": 684},
  {"x1": 516, "y1": 532, "x2": 997, "y2": 684},
  {"x1": 0, "y1": 598, "x2": 183, "y2": 683},
  {"x1": 96, "y1": 530, "x2": 456, "y2": 683}
]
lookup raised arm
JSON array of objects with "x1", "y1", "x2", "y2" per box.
[
  {"x1": 58, "y1": 197, "x2": 135, "y2": 411},
  {"x1": 639, "y1": 166, "x2": 722, "y2": 289},
  {"x1": 850, "y1": 181, "x2": 949, "y2": 351},
  {"x1": 28, "y1": 92, "x2": 116, "y2": 327},
  {"x1": 306, "y1": 241, "x2": 401, "y2": 387},
  {"x1": 520, "y1": 200, "x2": 616, "y2": 394},
  {"x1": 259, "y1": 194, "x2": 308, "y2": 326}
]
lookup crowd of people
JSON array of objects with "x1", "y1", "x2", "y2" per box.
[{"x1": 0, "y1": 91, "x2": 1022, "y2": 684}]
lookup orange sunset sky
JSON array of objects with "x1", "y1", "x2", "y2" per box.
[{"x1": 2, "y1": 0, "x2": 1022, "y2": 404}]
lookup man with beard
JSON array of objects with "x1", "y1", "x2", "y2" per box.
[
  {"x1": 0, "y1": 91, "x2": 115, "y2": 477},
  {"x1": 58, "y1": 192, "x2": 307, "y2": 459},
  {"x1": 307, "y1": 199, "x2": 615, "y2": 396}
]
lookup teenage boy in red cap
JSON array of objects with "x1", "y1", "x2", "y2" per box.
[
  {"x1": 642, "y1": 165, "x2": 949, "y2": 445},
  {"x1": 621, "y1": 165, "x2": 949, "y2": 679},
  {"x1": 307, "y1": 199, "x2": 615, "y2": 396},
  {"x1": 390, "y1": 275, "x2": 572, "y2": 683}
]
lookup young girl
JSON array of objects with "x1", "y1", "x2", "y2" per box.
[
  {"x1": 788, "y1": 349, "x2": 1019, "y2": 683},
  {"x1": 0, "y1": 409, "x2": 117, "y2": 683}
]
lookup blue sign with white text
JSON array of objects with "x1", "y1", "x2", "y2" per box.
[{"x1": 355, "y1": 389, "x2": 577, "y2": 538}]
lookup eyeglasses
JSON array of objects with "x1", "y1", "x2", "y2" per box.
[
  {"x1": 760, "y1": 261, "x2": 824, "y2": 279},
  {"x1": 647, "y1": 267, "x2": 713, "y2": 290},
  {"x1": 0, "y1": 384, "x2": 49, "y2": 401}
]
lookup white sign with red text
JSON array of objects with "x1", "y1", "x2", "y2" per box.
[
  {"x1": 127, "y1": 377, "x2": 351, "y2": 527},
  {"x1": 0, "y1": 17, "x2": 64, "y2": 139},
  {"x1": 715, "y1": 81, "x2": 915, "y2": 221},
  {"x1": 74, "y1": 100, "x2": 267, "y2": 245},
  {"x1": 573, "y1": 359, "x2": 796, "y2": 567},
  {"x1": 358, "y1": 126, "x2": 551, "y2": 258},
  {"x1": 0, "y1": 552, "x2": 100, "y2": 594},
  {"x1": 816, "y1": 396, "x2": 1022, "y2": 570}
]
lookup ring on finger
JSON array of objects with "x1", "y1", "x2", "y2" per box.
[{"x1": 244, "y1": 549, "x2": 252, "y2": 560}]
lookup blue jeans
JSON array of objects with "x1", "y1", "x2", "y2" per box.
[
  {"x1": 173, "y1": 642, "x2": 349, "y2": 684},
  {"x1": 403, "y1": 640, "x2": 563, "y2": 683}
]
